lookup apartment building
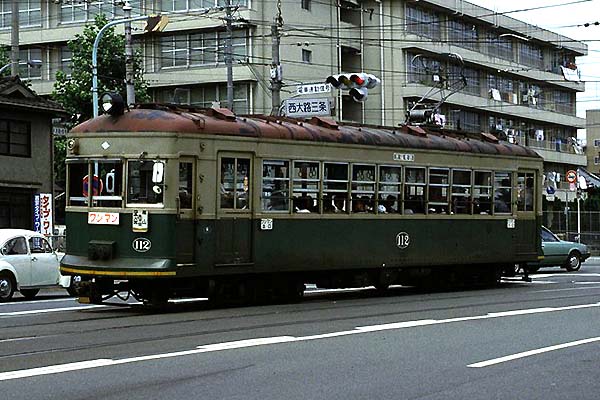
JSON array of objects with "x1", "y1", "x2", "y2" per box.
[
  {"x1": 586, "y1": 110, "x2": 600, "y2": 174},
  {"x1": 0, "y1": 0, "x2": 587, "y2": 203}
]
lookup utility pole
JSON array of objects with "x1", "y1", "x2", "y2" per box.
[
  {"x1": 10, "y1": 0, "x2": 19, "y2": 77},
  {"x1": 124, "y1": 1, "x2": 135, "y2": 107},
  {"x1": 225, "y1": 0, "x2": 234, "y2": 111},
  {"x1": 270, "y1": 0, "x2": 283, "y2": 116}
]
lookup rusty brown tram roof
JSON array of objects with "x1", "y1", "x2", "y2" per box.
[{"x1": 71, "y1": 105, "x2": 540, "y2": 158}]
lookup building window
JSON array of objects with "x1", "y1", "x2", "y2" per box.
[
  {"x1": 160, "y1": 35, "x2": 188, "y2": 68},
  {"x1": 60, "y1": 45, "x2": 72, "y2": 76},
  {"x1": 448, "y1": 19, "x2": 478, "y2": 51},
  {"x1": 302, "y1": 49, "x2": 312, "y2": 63},
  {"x1": 485, "y1": 33, "x2": 513, "y2": 60},
  {"x1": 156, "y1": 83, "x2": 250, "y2": 114},
  {"x1": 519, "y1": 42, "x2": 544, "y2": 70},
  {"x1": 451, "y1": 64, "x2": 480, "y2": 96},
  {"x1": 407, "y1": 52, "x2": 440, "y2": 85},
  {"x1": 217, "y1": 30, "x2": 247, "y2": 64},
  {"x1": 448, "y1": 110, "x2": 480, "y2": 133},
  {"x1": 0, "y1": 190, "x2": 33, "y2": 229},
  {"x1": 0, "y1": 119, "x2": 31, "y2": 157},
  {"x1": 595, "y1": 156, "x2": 600, "y2": 165},
  {"x1": 160, "y1": 30, "x2": 248, "y2": 69},
  {"x1": 18, "y1": 48, "x2": 42, "y2": 79},
  {"x1": 60, "y1": 0, "x2": 141, "y2": 24},
  {"x1": 163, "y1": 0, "x2": 247, "y2": 12},
  {"x1": 18, "y1": 0, "x2": 41, "y2": 28},
  {"x1": 302, "y1": 0, "x2": 311, "y2": 11},
  {"x1": 0, "y1": 1, "x2": 41, "y2": 30},
  {"x1": 594, "y1": 139, "x2": 600, "y2": 148},
  {"x1": 405, "y1": 5, "x2": 441, "y2": 40}
]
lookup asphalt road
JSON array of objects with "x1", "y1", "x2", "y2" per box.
[{"x1": 1, "y1": 261, "x2": 600, "y2": 400}]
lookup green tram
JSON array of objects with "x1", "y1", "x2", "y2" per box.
[{"x1": 60, "y1": 104, "x2": 543, "y2": 305}]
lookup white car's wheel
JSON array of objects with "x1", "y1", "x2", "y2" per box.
[
  {"x1": 20, "y1": 289, "x2": 40, "y2": 300},
  {"x1": 0, "y1": 272, "x2": 15, "y2": 302}
]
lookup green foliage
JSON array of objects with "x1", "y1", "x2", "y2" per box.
[
  {"x1": 583, "y1": 188, "x2": 600, "y2": 211},
  {"x1": 51, "y1": 14, "x2": 149, "y2": 123},
  {"x1": 0, "y1": 46, "x2": 10, "y2": 76}
]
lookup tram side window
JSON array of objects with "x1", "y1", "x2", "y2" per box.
[
  {"x1": 179, "y1": 162, "x2": 193, "y2": 209},
  {"x1": 262, "y1": 160, "x2": 290, "y2": 212},
  {"x1": 351, "y1": 164, "x2": 375, "y2": 213},
  {"x1": 473, "y1": 171, "x2": 492, "y2": 214},
  {"x1": 404, "y1": 167, "x2": 426, "y2": 214},
  {"x1": 517, "y1": 172, "x2": 534, "y2": 212},
  {"x1": 451, "y1": 169, "x2": 472, "y2": 215},
  {"x1": 428, "y1": 168, "x2": 449, "y2": 214},
  {"x1": 323, "y1": 163, "x2": 348, "y2": 213},
  {"x1": 92, "y1": 161, "x2": 123, "y2": 208},
  {"x1": 378, "y1": 166, "x2": 401, "y2": 214},
  {"x1": 67, "y1": 162, "x2": 88, "y2": 206},
  {"x1": 493, "y1": 171, "x2": 512, "y2": 214},
  {"x1": 220, "y1": 157, "x2": 250, "y2": 210},
  {"x1": 127, "y1": 160, "x2": 165, "y2": 206},
  {"x1": 293, "y1": 161, "x2": 319, "y2": 213}
]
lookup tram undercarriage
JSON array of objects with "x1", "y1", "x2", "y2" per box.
[{"x1": 74, "y1": 263, "x2": 506, "y2": 307}]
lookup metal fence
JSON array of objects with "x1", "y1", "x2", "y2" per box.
[
  {"x1": 543, "y1": 211, "x2": 600, "y2": 253},
  {"x1": 47, "y1": 234, "x2": 66, "y2": 253}
]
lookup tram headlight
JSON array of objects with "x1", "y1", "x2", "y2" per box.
[{"x1": 101, "y1": 92, "x2": 125, "y2": 116}]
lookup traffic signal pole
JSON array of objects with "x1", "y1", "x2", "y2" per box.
[{"x1": 92, "y1": 15, "x2": 148, "y2": 118}]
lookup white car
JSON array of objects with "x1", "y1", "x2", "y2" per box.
[{"x1": 0, "y1": 229, "x2": 73, "y2": 301}]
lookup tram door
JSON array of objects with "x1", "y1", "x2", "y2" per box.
[
  {"x1": 515, "y1": 171, "x2": 538, "y2": 257},
  {"x1": 176, "y1": 159, "x2": 196, "y2": 263},
  {"x1": 216, "y1": 155, "x2": 253, "y2": 265}
]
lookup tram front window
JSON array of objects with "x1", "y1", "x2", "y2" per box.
[
  {"x1": 67, "y1": 160, "x2": 123, "y2": 207},
  {"x1": 92, "y1": 161, "x2": 123, "y2": 207},
  {"x1": 67, "y1": 162, "x2": 88, "y2": 206},
  {"x1": 127, "y1": 160, "x2": 165, "y2": 206}
]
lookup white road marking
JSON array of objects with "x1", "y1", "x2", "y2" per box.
[
  {"x1": 534, "y1": 273, "x2": 600, "y2": 278},
  {"x1": 0, "y1": 305, "x2": 104, "y2": 317},
  {"x1": 533, "y1": 286, "x2": 600, "y2": 293},
  {"x1": 1, "y1": 301, "x2": 600, "y2": 381},
  {"x1": 0, "y1": 298, "x2": 75, "y2": 307},
  {"x1": 0, "y1": 336, "x2": 37, "y2": 343},
  {"x1": 467, "y1": 337, "x2": 600, "y2": 368}
]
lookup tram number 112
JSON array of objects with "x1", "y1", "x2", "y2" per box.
[{"x1": 396, "y1": 232, "x2": 410, "y2": 249}]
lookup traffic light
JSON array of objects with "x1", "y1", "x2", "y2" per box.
[
  {"x1": 325, "y1": 73, "x2": 380, "y2": 102},
  {"x1": 144, "y1": 15, "x2": 169, "y2": 33}
]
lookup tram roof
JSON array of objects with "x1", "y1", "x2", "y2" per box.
[{"x1": 71, "y1": 105, "x2": 540, "y2": 158}]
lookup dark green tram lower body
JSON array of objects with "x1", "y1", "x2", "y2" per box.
[{"x1": 60, "y1": 212, "x2": 541, "y2": 302}]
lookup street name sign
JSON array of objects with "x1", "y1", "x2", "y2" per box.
[
  {"x1": 284, "y1": 98, "x2": 330, "y2": 117},
  {"x1": 296, "y1": 83, "x2": 331, "y2": 95}
]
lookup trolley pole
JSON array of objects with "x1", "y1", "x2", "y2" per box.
[
  {"x1": 124, "y1": 1, "x2": 135, "y2": 107},
  {"x1": 225, "y1": 0, "x2": 234, "y2": 111}
]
